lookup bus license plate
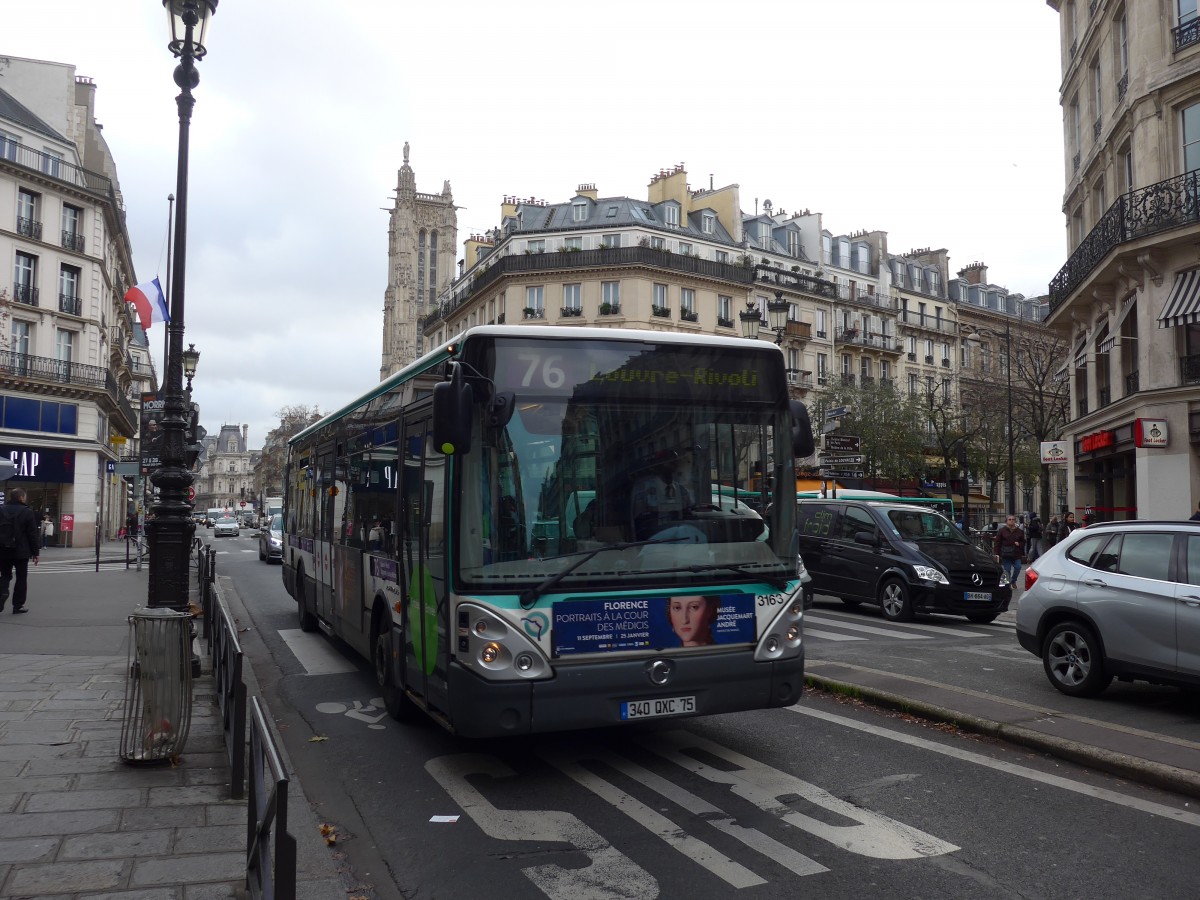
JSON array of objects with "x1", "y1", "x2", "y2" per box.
[
  {"x1": 963, "y1": 591, "x2": 992, "y2": 602},
  {"x1": 621, "y1": 696, "x2": 695, "y2": 721}
]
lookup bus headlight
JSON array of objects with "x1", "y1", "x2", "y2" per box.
[
  {"x1": 456, "y1": 603, "x2": 550, "y2": 681},
  {"x1": 754, "y1": 581, "x2": 805, "y2": 661}
]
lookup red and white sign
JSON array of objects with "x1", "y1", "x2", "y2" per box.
[
  {"x1": 240, "y1": 500, "x2": 247, "y2": 508},
  {"x1": 187, "y1": 486, "x2": 196, "y2": 501},
  {"x1": 1040, "y1": 441, "x2": 1069, "y2": 465},
  {"x1": 1134, "y1": 418, "x2": 1169, "y2": 448},
  {"x1": 60, "y1": 514, "x2": 74, "y2": 533}
]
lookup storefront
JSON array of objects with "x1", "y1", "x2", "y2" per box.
[
  {"x1": 1073, "y1": 423, "x2": 1139, "y2": 522},
  {"x1": 0, "y1": 443, "x2": 76, "y2": 546}
]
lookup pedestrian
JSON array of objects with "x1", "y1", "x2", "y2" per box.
[
  {"x1": 41, "y1": 514, "x2": 53, "y2": 549},
  {"x1": 0, "y1": 488, "x2": 41, "y2": 614},
  {"x1": 993, "y1": 514, "x2": 1025, "y2": 587},
  {"x1": 1060, "y1": 510, "x2": 1082, "y2": 536},
  {"x1": 1045, "y1": 514, "x2": 1061, "y2": 547},
  {"x1": 1026, "y1": 512, "x2": 1043, "y2": 561}
]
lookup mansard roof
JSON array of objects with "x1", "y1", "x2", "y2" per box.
[{"x1": 0, "y1": 86, "x2": 69, "y2": 144}]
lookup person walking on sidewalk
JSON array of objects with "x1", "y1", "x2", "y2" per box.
[
  {"x1": 1026, "y1": 512, "x2": 1044, "y2": 561},
  {"x1": 993, "y1": 514, "x2": 1025, "y2": 588},
  {"x1": 0, "y1": 488, "x2": 40, "y2": 614},
  {"x1": 41, "y1": 514, "x2": 53, "y2": 549}
]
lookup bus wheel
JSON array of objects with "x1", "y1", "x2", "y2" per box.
[
  {"x1": 297, "y1": 572, "x2": 317, "y2": 633},
  {"x1": 374, "y1": 626, "x2": 408, "y2": 721}
]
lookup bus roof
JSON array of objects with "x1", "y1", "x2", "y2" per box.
[{"x1": 290, "y1": 325, "x2": 787, "y2": 447}]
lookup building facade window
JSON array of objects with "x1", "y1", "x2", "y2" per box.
[
  {"x1": 16, "y1": 189, "x2": 38, "y2": 239},
  {"x1": 817, "y1": 353, "x2": 828, "y2": 384},
  {"x1": 702, "y1": 214, "x2": 714, "y2": 234},
  {"x1": 1185, "y1": 102, "x2": 1200, "y2": 172},
  {"x1": 602, "y1": 233, "x2": 620, "y2": 249},
  {"x1": 59, "y1": 264, "x2": 80, "y2": 314},
  {"x1": 14, "y1": 252, "x2": 36, "y2": 304},
  {"x1": 715, "y1": 250, "x2": 728, "y2": 264},
  {"x1": 563, "y1": 283, "x2": 581, "y2": 311},
  {"x1": 573, "y1": 202, "x2": 588, "y2": 222},
  {"x1": 665, "y1": 205, "x2": 679, "y2": 227},
  {"x1": 678, "y1": 242, "x2": 693, "y2": 255},
  {"x1": 788, "y1": 231, "x2": 801, "y2": 257},
  {"x1": 562, "y1": 236, "x2": 582, "y2": 251},
  {"x1": 0, "y1": 130, "x2": 20, "y2": 161},
  {"x1": 40, "y1": 149, "x2": 62, "y2": 178},
  {"x1": 417, "y1": 229, "x2": 425, "y2": 308},
  {"x1": 815, "y1": 309, "x2": 827, "y2": 337},
  {"x1": 525, "y1": 285, "x2": 544, "y2": 312},
  {"x1": 653, "y1": 283, "x2": 668, "y2": 308},
  {"x1": 527, "y1": 239, "x2": 545, "y2": 253},
  {"x1": 718, "y1": 295, "x2": 732, "y2": 320},
  {"x1": 650, "y1": 236, "x2": 664, "y2": 250},
  {"x1": 61, "y1": 204, "x2": 81, "y2": 251},
  {"x1": 602, "y1": 281, "x2": 620, "y2": 307},
  {"x1": 680, "y1": 288, "x2": 695, "y2": 313},
  {"x1": 428, "y1": 231, "x2": 438, "y2": 307}
]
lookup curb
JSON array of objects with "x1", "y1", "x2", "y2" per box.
[{"x1": 806, "y1": 674, "x2": 1200, "y2": 802}]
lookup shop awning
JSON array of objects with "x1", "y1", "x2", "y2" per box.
[
  {"x1": 1158, "y1": 269, "x2": 1200, "y2": 328},
  {"x1": 1072, "y1": 334, "x2": 1088, "y2": 368}
]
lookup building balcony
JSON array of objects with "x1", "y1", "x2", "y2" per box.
[
  {"x1": 652, "y1": 305, "x2": 671, "y2": 318},
  {"x1": 717, "y1": 316, "x2": 733, "y2": 329},
  {"x1": 0, "y1": 349, "x2": 135, "y2": 431},
  {"x1": 61, "y1": 230, "x2": 84, "y2": 253},
  {"x1": 16, "y1": 216, "x2": 41, "y2": 240},
  {"x1": 783, "y1": 320, "x2": 811, "y2": 340},
  {"x1": 1050, "y1": 171, "x2": 1200, "y2": 311},
  {"x1": 59, "y1": 293, "x2": 81, "y2": 316},
  {"x1": 898, "y1": 311, "x2": 954, "y2": 333},
  {"x1": 0, "y1": 142, "x2": 123, "y2": 223},
  {"x1": 680, "y1": 308, "x2": 698, "y2": 323},
  {"x1": 1174, "y1": 18, "x2": 1200, "y2": 52},
  {"x1": 787, "y1": 370, "x2": 814, "y2": 389},
  {"x1": 598, "y1": 304, "x2": 620, "y2": 316},
  {"x1": 13, "y1": 283, "x2": 38, "y2": 306},
  {"x1": 522, "y1": 307, "x2": 545, "y2": 319},
  {"x1": 559, "y1": 306, "x2": 582, "y2": 318},
  {"x1": 835, "y1": 284, "x2": 893, "y2": 310}
]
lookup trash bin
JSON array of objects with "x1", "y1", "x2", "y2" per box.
[{"x1": 120, "y1": 606, "x2": 194, "y2": 764}]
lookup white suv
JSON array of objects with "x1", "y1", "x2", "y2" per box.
[{"x1": 1016, "y1": 520, "x2": 1200, "y2": 696}]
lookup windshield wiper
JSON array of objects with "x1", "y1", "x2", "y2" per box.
[
  {"x1": 518, "y1": 537, "x2": 690, "y2": 609},
  {"x1": 682, "y1": 562, "x2": 791, "y2": 591}
]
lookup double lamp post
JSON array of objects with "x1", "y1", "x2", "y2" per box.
[{"x1": 146, "y1": 0, "x2": 216, "y2": 609}]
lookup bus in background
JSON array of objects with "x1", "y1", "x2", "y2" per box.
[{"x1": 282, "y1": 325, "x2": 814, "y2": 737}]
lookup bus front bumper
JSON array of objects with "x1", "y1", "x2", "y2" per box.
[{"x1": 445, "y1": 650, "x2": 804, "y2": 738}]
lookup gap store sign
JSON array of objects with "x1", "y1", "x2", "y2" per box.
[{"x1": 0, "y1": 445, "x2": 76, "y2": 483}]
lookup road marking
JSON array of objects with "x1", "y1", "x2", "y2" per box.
[
  {"x1": 426, "y1": 754, "x2": 656, "y2": 900},
  {"x1": 541, "y1": 745, "x2": 827, "y2": 881},
  {"x1": 278, "y1": 629, "x2": 358, "y2": 675},
  {"x1": 804, "y1": 616, "x2": 932, "y2": 640},
  {"x1": 804, "y1": 628, "x2": 867, "y2": 642},
  {"x1": 787, "y1": 705, "x2": 1200, "y2": 827},
  {"x1": 810, "y1": 611, "x2": 996, "y2": 639},
  {"x1": 640, "y1": 731, "x2": 958, "y2": 859}
]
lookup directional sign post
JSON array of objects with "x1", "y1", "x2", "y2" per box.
[
  {"x1": 824, "y1": 434, "x2": 861, "y2": 454},
  {"x1": 824, "y1": 405, "x2": 851, "y2": 421}
]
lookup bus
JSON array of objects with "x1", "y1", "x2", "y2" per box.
[{"x1": 282, "y1": 325, "x2": 814, "y2": 737}]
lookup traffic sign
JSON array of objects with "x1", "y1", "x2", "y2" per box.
[
  {"x1": 824, "y1": 434, "x2": 861, "y2": 453},
  {"x1": 188, "y1": 486, "x2": 196, "y2": 501},
  {"x1": 819, "y1": 469, "x2": 863, "y2": 479},
  {"x1": 240, "y1": 500, "x2": 247, "y2": 507},
  {"x1": 824, "y1": 405, "x2": 851, "y2": 420},
  {"x1": 821, "y1": 454, "x2": 864, "y2": 465}
]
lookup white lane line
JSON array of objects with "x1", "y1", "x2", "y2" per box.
[
  {"x1": 808, "y1": 613, "x2": 992, "y2": 639},
  {"x1": 278, "y1": 628, "x2": 358, "y2": 675},
  {"x1": 803, "y1": 617, "x2": 931, "y2": 640},
  {"x1": 542, "y1": 748, "x2": 775, "y2": 887},
  {"x1": 787, "y1": 704, "x2": 1200, "y2": 827},
  {"x1": 804, "y1": 628, "x2": 868, "y2": 642}
]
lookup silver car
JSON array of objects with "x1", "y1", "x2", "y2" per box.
[
  {"x1": 258, "y1": 513, "x2": 283, "y2": 563},
  {"x1": 212, "y1": 516, "x2": 239, "y2": 538},
  {"x1": 1016, "y1": 520, "x2": 1200, "y2": 696}
]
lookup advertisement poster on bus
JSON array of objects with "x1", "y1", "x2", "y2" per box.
[{"x1": 553, "y1": 593, "x2": 756, "y2": 656}]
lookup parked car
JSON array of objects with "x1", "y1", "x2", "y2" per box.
[
  {"x1": 258, "y1": 513, "x2": 283, "y2": 563},
  {"x1": 1016, "y1": 519, "x2": 1200, "y2": 697},
  {"x1": 796, "y1": 499, "x2": 1012, "y2": 624},
  {"x1": 212, "y1": 517, "x2": 239, "y2": 538}
]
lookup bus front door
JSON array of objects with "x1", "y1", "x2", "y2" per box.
[{"x1": 399, "y1": 416, "x2": 449, "y2": 714}]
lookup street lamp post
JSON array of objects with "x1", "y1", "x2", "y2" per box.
[
  {"x1": 739, "y1": 291, "x2": 791, "y2": 344},
  {"x1": 1003, "y1": 318, "x2": 1016, "y2": 516},
  {"x1": 147, "y1": 0, "x2": 217, "y2": 610}
]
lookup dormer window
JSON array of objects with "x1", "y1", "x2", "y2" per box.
[
  {"x1": 572, "y1": 202, "x2": 588, "y2": 222},
  {"x1": 702, "y1": 214, "x2": 715, "y2": 234},
  {"x1": 606, "y1": 205, "x2": 619, "y2": 217},
  {"x1": 759, "y1": 222, "x2": 771, "y2": 245},
  {"x1": 665, "y1": 205, "x2": 680, "y2": 227},
  {"x1": 787, "y1": 231, "x2": 801, "y2": 257}
]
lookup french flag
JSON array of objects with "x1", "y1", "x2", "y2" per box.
[{"x1": 124, "y1": 278, "x2": 169, "y2": 330}]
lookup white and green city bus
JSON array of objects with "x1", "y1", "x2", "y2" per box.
[{"x1": 282, "y1": 325, "x2": 814, "y2": 736}]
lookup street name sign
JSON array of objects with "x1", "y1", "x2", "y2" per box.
[
  {"x1": 824, "y1": 405, "x2": 850, "y2": 420},
  {"x1": 819, "y1": 469, "x2": 863, "y2": 479},
  {"x1": 821, "y1": 454, "x2": 865, "y2": 465},
  {"x1": 824, "y1": 434, "x2": 861, "y2": 453}
]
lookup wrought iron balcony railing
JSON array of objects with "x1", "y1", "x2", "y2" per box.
[
  {"x1": 559, "y1": 306, "x2": 582, "y2": 317},
  {"x1": 680, "y1": 309, "x2": 698, "y2": 322},
  {"x1": 717, "y1": 316, "x2": 733, "y2": 328},
  {"x1": 58, "y1": 293, "x2": 81, "y2": 316},
  {"x1": 61, "y1": 230, "x2": 84, "y2": 253},
  {"x1": 1098, "y1": 386, "x2": 1111, "y2": 408},
  {"x1": 13, "y1": 283, "x2": 38, "y2": 306},
  {"x1": 1174, "y1": 18, "x2": 1200, "y2": 51},
  {"x1": 0, "y1": 142, "x2": 123, "y2": 223},
  {"x1": 1050, "y1": 170, "x2": 1200, "y2": 310},
  {"x1": 17, "y1": 216, "x2": 41, "y2": 239},
  {"x1": 1181, "y1": 354, "x2": 1200, "y2": 384},
  {"x1": 1117, "y1": 71, "x2": 1128, "y2": 101},
  {"x1": 1125, "y1": 370, "x2": 1139, "y2": 395},
  {"x1": 522, "y1": 308, "x2": 545, "y2": 320}
]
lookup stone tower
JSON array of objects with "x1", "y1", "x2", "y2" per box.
[{"x1": 380, "y1": 142, "x2": 457, "y2": 377}]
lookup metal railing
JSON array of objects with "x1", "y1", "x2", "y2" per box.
[
  {"x1": 62, "y1": 230, "x2": 85, "y2": 252},
  {"x1": 212, "y1": 593, "x2": 246, "y2": 800},
  {"x1": 1050, "y1": 170, "x2": 1200, "y2": 310},
  {"x1": 0, "y1": 140, "x2": 125, "y2": 223},
  {"x1": 13, "y1": 283, "x2": 38, "y2": 306},
  {"x1": 1174, "y1": 18, "x2": 1200, "y2": 51},
  {"x1": 17, "y1": 216, "x2": 41, "y2": 239},
  {"x1": 246, "y1": 697, "x2": 296, "y2": 900},
  {"x1": 59, "y1": 293, "x2": 82, "y2": 316}
]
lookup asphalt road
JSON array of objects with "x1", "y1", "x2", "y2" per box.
[{"x1": 210, "y1": 533, "x2": 1200, "y2": 899}]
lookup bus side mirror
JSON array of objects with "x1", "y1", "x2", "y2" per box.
[
  {"x1": 789, "y1": 399, "x2": 815, "y2": 458},
  {"x1": 432, "y1": 363, "x2": 473, "y2": 455}
]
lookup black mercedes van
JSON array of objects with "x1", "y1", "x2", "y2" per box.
[{"x1": 796, "y1": 499, "x2": 1011, "y2": 624}]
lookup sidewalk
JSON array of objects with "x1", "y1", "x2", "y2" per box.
[{"x1": 0, "y1": 541, "x2": 344, "y2": 898}]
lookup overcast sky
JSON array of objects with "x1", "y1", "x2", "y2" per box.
[{"x1": 7, "y1": 1, "x2": 1066, "y2": 449}]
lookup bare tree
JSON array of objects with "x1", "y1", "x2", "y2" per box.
[
  {"x1": 258, "y1": 404, "x2": 322, "y2": 497},
  {"x1": 1010, "y1": 322, "x2": 1070, "y2": 517},
  {"x1": 815, "y1": 379, "x2": 926, "y2": 490}
]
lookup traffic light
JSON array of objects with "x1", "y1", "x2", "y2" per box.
[{"x1": 125, "y1": 478, "x2": 135, "y2": 512}]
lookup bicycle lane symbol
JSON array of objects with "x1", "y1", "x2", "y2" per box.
[{"x1": 315, "y1": 697, "x2": 389, "y2": 730}]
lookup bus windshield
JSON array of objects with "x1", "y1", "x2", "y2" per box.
[{"x1": 456, "y1": 336, "x2": 793, "y2": 591}]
